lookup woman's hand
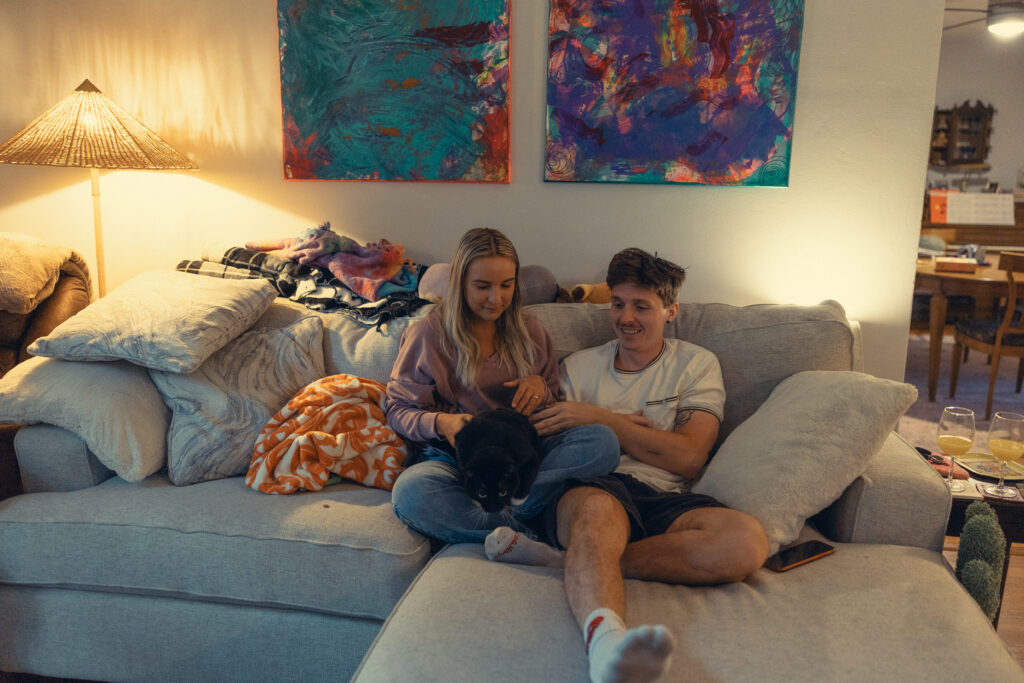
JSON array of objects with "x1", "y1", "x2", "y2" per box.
[
  {"x1": 437, "y1": 412, "x2": 473, "y2": 448},
  {"x1": 504, "y1": 375, "x2": 549, "y2": 415}
]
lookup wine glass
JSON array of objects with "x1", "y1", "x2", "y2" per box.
[
  {"x1": 983, "y1": 412, "x2": 1024, "y2": 499},
  {"x1": 937, "y1": 406, "x2": 975, "y2": 493}
]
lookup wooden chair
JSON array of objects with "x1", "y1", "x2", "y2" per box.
[{"x1": 950, "y1": 251, "x2": 1024, "y2": 420}]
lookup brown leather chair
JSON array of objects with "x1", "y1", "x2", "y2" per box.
[{"x1": 0, "y1": 269, "x2": 91, "y2": 500}]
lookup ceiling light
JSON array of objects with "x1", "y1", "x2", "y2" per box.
[{"x1": 987, "y1": 1, "x2": 1024, "y2": 36}]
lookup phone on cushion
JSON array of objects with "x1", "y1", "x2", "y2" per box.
[{"x1": 764, "y1": 540, "x2": 836, "y2": 572}]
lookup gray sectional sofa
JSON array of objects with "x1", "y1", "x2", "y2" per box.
[{"x1": 0, "y1": 284, "x2": 1021, "y2": 682}]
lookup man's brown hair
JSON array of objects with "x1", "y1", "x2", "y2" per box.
[{"x1": 606, "y1": 248, "x2": 686, "y2": 306}]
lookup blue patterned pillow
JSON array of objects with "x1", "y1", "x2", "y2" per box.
[{"x1": 150, "y1": 316, "x2": 326, "y2": 486}]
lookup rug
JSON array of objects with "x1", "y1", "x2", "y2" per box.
[{"x1": 898, "y1": 332, "x2": 1023, "y2": 452}]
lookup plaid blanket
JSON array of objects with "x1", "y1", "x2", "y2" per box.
[{"x1": 176, "y1": 246, "x2": 430, "y2": 327}]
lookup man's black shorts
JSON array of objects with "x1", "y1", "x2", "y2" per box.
[{"x1": 543, "y1": 472, "x2": 726, "y2": 547}]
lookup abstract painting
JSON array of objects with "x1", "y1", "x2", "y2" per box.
[
  {"x1": 545, "y1": 0, "x2": 805, "y2": 186},
  {"x1": 279, "y1": 0, "x2": 510, "y2": 182}
]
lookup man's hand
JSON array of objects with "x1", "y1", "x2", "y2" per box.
[
  {"x1": 530, "y1": 401, "x2": 610, "y2": 436},
  {"x1": 624, "y1": 411, "x2": 653, "y2": 428},
  {"x1": 436, "y1": 412, "x2": 473, "y2": 448}
]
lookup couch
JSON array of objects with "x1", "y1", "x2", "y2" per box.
[
  {"x1": 0, "y1": 271, "x2": 1021, "y2": 682},
  {"x1": 0, "y1": 233, "x2": 92, "y2": 502}
]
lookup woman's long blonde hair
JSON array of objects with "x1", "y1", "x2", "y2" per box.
[{"x1": 440, "y1": 228, "x2": 536, "y2": 387}]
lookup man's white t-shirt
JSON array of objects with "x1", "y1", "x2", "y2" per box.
[{"x1": 560, "y1": 338, "x2": 725, "y2": 494}]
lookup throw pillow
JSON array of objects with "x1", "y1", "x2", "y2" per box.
[
  {"x1": 419, "y1": 263, "x2": 557, "y2": 305},
  {"x1": 149, "y1": 316, "x2": 326, "y2": 486},
  {"x1": 690, "y1": 370, "x2": 917, "y2": 554},
  {"x1": 28, "y1": 270, "x2": 277, "y2": 373},
  {"x1": 0, "y1": 356, "x2": 170, "y2": 481}
]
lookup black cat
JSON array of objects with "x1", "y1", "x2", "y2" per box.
[{"x1": 454, "y1": 408, "x2": 545, "y2": 513}]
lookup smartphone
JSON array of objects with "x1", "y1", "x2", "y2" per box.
[{"x1": 764, "y1": 540, "x2": 836, "y2": 572}]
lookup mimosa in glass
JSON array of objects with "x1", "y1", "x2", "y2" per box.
[
  {"x1": 984, "y1": 412, "x2": 1024, "y2": 499},
  {"x1": 937, "y1": 407, "x2": 975, "y2": 493}
]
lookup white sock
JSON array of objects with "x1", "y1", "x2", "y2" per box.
[
  {"x1": 484, "y1": 526, "x2": 565, "y2": 568},
  {"x1": 585, "y1": 608, "x2": 674, "y2": 683}
]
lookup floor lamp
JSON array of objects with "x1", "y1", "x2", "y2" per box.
[{"x1": 0, "y1": 79, "x2": 196, "y2": 297}]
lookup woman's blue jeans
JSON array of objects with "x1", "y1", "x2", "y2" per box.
[{"x1": 392, "y1": 424, "x2": 620, "y2": 544}]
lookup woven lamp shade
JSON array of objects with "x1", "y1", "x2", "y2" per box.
[{"x1": 0, "y1": 79, "x2": 196, "y2": 170}]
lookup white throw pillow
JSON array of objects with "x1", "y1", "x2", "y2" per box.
[
  {"x1": 691, "y1": 370, "x2": 917, "y2": 554},
  {"x1": 150, "y1": 316, "x2": 326, "y2": 486},
  {"x1": 28, "y1": 271, "x2": 277, "y2": 373},
  {"x1": 0, "y1": 356, "x2": 170, "y2": 481}
]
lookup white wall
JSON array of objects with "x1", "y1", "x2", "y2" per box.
[
  {"x1": 929, "y1": 19, "x2": 1024, "y2": 191},
  {"x1": 0, "y1": 0, "x2": 944, "y2": 380}
]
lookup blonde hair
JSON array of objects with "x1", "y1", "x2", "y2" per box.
[{"x1": 440, "y1": 228, "x2": 536, "y2": 387}]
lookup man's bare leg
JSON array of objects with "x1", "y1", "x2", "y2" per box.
[
  {"x1": 620, "y1": 506, "x2": 770, "y2": 585},
  {"x1": 556, "y1": 487, "x2": 673, "y2": 683}
]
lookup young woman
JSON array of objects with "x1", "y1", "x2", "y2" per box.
[{"x1": 387, "y1": 228, "x2": 619, "y2": 544}]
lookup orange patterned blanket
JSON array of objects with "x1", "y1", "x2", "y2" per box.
[{"x1": 245, "y1": 374, "x2": 407, "y2": 494}]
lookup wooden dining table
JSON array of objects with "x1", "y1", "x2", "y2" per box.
[{"x1": 915, "y1": 253, "x2": 1010, "y2": 402}]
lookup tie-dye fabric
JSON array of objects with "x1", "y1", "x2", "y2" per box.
[{"x1": 246, "y1": 374, "x2": 407, "y2": 494}]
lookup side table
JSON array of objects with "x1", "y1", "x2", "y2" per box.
[{"x1": 947, "y1": 483, "x2": 1023, "y2": 626}]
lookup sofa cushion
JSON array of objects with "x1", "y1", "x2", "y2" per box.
[
  {"x1": 352, "y1": 543, "x2": 1023, "y2": 682},
  {"x1": 691, "y1": 370, "x2": 918, "y2": 553},
  {"x1": 0, "y1": 474, "x2": 431, "y2": 621},
  {"x1": 28, "y1": 271, "x2": 277, "y2": 373},
  {"x1": 529, "y1": 300, "x2": 857, "y2": 442},
  {"x1": 254, "y1": 299, "x2": 853, "y2": 441},
  {"x1": 418, "y1": 263, "x2": 558, "y2": 305},
  {"x1": 0, "y1": 356, "x2": 169, "y2": 481},
  {"x1": 150, "y1": 316, "x2": 326, "y2": 486}
]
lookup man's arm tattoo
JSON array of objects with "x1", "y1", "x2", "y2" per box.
[{"x1": 674, "y1": 409, "x2": 695, "y2": 430}]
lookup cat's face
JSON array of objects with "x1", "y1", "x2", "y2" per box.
[{"x1": 464, "y1": 449, "x2": 519, "y2": 513}]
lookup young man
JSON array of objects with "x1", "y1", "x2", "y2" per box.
[{"x1": 484, "y1": 248, "x2": 770, "y2": 683}]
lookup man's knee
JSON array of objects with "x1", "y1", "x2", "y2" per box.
[
  {"x1": 556, "y1": 486, "x2": 629, "y2": 548},
  {"x1": 672, "y1": 507, "x2": 769, "y2": 582},
  {"x1": 724, "y1": 513, "x2": 771, "y2": 581}
]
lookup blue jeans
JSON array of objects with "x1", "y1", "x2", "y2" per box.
[{"x1": 392, "y1": 424, "x2": 620, "y2": 544}]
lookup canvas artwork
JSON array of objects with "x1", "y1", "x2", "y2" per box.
[
  {"x1": 278, "y1": 0, "x2": 510, "y2": 182},
  {"x1": 545, "y1": 0, "x2": 805, "y2": 186}
]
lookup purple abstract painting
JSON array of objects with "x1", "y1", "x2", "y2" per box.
[{"x1": 545, "y1": 0, "x2": 805, "y2": 185}]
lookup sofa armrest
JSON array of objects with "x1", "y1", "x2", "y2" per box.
[
  {"x1": 813, "y1": 431, "x2": 949, "y2": 552},
  {"x1": 18, "y1": 270, "x2": 92, "y2": 364},
  {"x1": 14, "y1": 424, "x2": 114, "y2": 493}
]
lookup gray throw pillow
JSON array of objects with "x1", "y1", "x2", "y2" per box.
[
  {"x1": 691, "y1": 370, "x2": 917, "y2": 554},
  {"x1": 150, "y1": 316, "x2": 326, "y2": 486},
  {"x1": 0, "y1": 356, "x2": 169, "y2": 481},
  {"x1": 28, "y1": 270, "x2": 277, "y2": 373}
]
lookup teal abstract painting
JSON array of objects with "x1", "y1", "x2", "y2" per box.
[
  {"x1": 279, "y1": 0, "x2": 510, "y2": 182},
  {"x1": 545, "y1": 0, "x2": 804, "y2": 186}
]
